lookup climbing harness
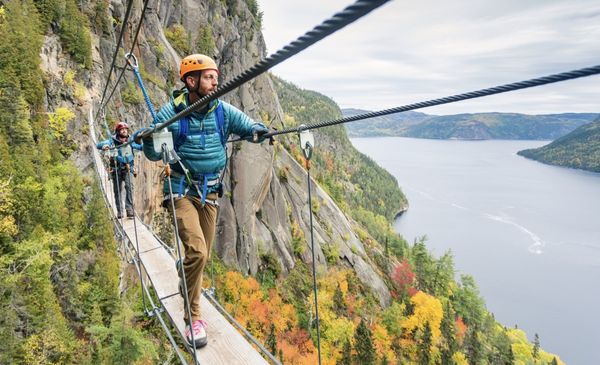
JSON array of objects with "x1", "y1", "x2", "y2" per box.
[{"x1": 128, "y1": 51, "x2": 227, "y2": 206}]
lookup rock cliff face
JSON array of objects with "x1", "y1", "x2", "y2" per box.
[{"x1": 40, "y1": 0, "x2": 391, "y2": 306}]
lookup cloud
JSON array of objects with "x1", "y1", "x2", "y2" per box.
[{"x1": 259, "y1": 0, "x2": 600, "y2": 114}]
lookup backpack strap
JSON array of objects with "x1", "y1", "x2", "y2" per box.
[
  {"x1": 173, "y1": 102, "x2": 225, "y2": 151},
  {"x1": 215, "y1": 102, "x2": 226, "y2": 147},
  {"x1": 174, "y1": 116, "x2": 189, "y2": 152}
]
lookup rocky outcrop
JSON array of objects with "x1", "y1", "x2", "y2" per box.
[{"x1": 40, "y1": 0, "x2": 391, "y2": 306}]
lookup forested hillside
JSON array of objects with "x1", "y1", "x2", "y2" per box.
[
  {"x1": 0, "y1": 0, "x2": 566, "y2": 364},
  {"x1": 272, "y1": 76, "x2": 408, "y2": 233},
  {"x1": 344, "y1": 108, "x2": 597, "y2": 140},
  {"x1": 518, "y1": 117, "x2": 600, "y2": 172},
  {"x1": 0, "y1": 0, "x2": 167, "y2": 363}
]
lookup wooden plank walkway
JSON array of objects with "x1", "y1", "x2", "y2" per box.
[{"x1": 89, "y1": 110, "x2": 270, "y2": 365}]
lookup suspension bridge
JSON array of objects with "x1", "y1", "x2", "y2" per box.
[
  {"x1": 90, "y1": 0, "x2": 600, "y2": 363},
  {"x1": 89, "y1": 109, "x2": 273, "y2": 364}
]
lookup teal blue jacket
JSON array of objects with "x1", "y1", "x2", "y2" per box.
[
  {"x1": 97, "y1": 135, "x2": 142, "y2": 166},
  {"x1": 143, "y1": 90, "x2": 259, "y2": 196}
]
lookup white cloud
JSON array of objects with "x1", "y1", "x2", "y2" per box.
[{"x1": 259, "y1": 0, "x2": 600, "y2": 114}]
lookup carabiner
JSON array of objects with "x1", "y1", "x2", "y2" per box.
[{"x1": 125, "y1": 52, "x2": 139, "y2": 70}]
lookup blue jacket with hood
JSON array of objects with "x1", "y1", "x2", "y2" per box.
[
  {"x1": 97, "y1": 135, "x2": 143, "y2": 166},
  {"x1": 142, "y1": 89, "x2": 261, "y2": 197}
]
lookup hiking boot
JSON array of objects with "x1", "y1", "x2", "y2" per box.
[
  {"x1": 117, "y1": 211, "x2": 123, "y2": 219},
  {"x1": 126, "y1": 209, "x2": 134, "y2": 218},
  {"x1": 185, "y1": 319, "x2": 208, "y2": 348}
]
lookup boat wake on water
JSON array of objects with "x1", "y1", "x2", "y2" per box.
[{"x1": 483, "y1": 213, "x2": 545, "y2": 254}]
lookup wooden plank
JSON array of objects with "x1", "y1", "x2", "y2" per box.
[
  {"x1": 89, "y1": 111, "x2": 270, "y2": 364},
  {"x1": 162, "y1": 295, "x2": 270, "y2": 364}
]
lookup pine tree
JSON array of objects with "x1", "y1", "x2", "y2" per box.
[
  {"x1": 465, "y1": 327, "x2": 483, "y2": 365},
  {"x1": 412, "y1": 237, "x2": 432, "y2": 291},
  {"x1": 441, "y1": 301, "x2": 457, "y2": 364},
  {"x1": 354, "y1": 319, "x2": 375, "y2": 365},
  {"x1": 550, "y1": 357, "x2": 558, "y2": 365},
  {"x1": 532, "y1": 333, "x2": 540, "y2": 361},
  {"x1": 333, "y1": 283, "x2": 346, "y2": 315},
  {"x1": 418, "y1": 321, "x2": 433, "y2": 365},
  {"x1": 337, "y1": 340, "x2": 351, "y2": 365},
  {"x1": 266, "y1": 323, "x2": 277, "y2": 356}
]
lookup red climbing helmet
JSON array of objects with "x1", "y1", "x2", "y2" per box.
[{"x1": 114, "y1": 121, "x2": 129, "y2": 133}]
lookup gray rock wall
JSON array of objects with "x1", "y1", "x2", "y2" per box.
[{"x1": 40, "y1": 0, "x2": 391, "y2": 307}]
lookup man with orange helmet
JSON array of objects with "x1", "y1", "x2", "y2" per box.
[
  {"x1": 139, "y1": 54, "x2": 269, "y2": 348},
  {"x1": 97, "y1": 121, "x2": 143, "y2": 219}
]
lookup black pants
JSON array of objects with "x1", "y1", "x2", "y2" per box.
[{"x1": 111, "y1": 167, "x2": 133, "y2": 214}]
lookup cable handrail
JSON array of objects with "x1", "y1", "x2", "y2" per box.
[
  {"x1": 114, "y1": 0, "x2": 390, "y2": 149},
  {"x1": 99, "y1": 0, "x2": 152, "y2": 119},
  {"x1": 260, "y1": 64, "x2": 600, "y2": 138},
  {"x1": 96, "y1": 0, "x2": 136, "y2": 111}
]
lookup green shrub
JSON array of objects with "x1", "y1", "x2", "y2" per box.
[
  {"x1": 195, "y1": 25, "x2": 215, "y2": 55},
  {"x1": 165, "y1": 24, "x2": 191, "y2": 56},
  {"x1": 122, "y1": 82, "x2": 143, "y2": 105}
]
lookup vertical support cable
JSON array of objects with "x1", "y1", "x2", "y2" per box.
[
  {"x1": 127, "y1": 166, "x2": 150, "y2": 314},
  {"x1": 299, "y1": 127, "x2": 321, "y2": 365},
  {"x1": 162, "y1": 145, "x2": 201, "y2": 365}
]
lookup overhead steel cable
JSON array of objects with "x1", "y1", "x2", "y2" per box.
[
  {"x1": 102, "y1": 0, "x2": 152, "y2": 112},
  {"x1": 262, "y1": 64, "x2": 600, "y2": 138},
  {"x1": 95, "y1": 0, "x2": 136, "y2": 117},
  {"x1": 122, "y1": 0, "x2": 390, "y2": 147}
]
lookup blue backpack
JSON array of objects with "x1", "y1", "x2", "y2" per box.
[
  {"x1": 173, "y1": 102, "x2": 226, "y2": 201},
  {"x1": 174, "y1": 102, "x2": 226, "y2": 151}
]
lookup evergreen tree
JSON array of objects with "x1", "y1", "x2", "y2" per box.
[
  {"x1": 418, "y1": 321, "x2": 432, "y2": 365},
  {"x1": 465, "y1": 327, "x2": 483, "y2": 365},
  {"x1": 333, "y1": 283, "x2": 346, "y2": 315},
  {"x1": 532, "y1": 333, "x2": 540, "y2": 362},
  {"x1": 490, "y1": 329, "x2": 514, "y2": 365},
  {"x1": 337, "y1": 340, "x2": 352, "y2": 365},
  {"x1": 412, "y1": 237, "x2": 433, "y2": 292},
  {"x1": 432, "y1": 251, "x2": 454, "y2": 296},
  {"x1": 452, "y1": 274, "x2": 485, "y2": 328},
  {"x1": 354, "y1": 319, "x2": 375, "y2": 365},
  {"x1": 550, "y1": 357, "x2": 558, "y2": 365},
  {"x1": 266, "y1": 323, "x2": 277, "y2": 356},
  {"x1": 441, "y1": 301, "x2": 457, "y2": 364}
]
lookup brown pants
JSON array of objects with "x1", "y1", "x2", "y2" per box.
[{"x1": 171, "y1": 194, "x2": 218, "y2": 321}]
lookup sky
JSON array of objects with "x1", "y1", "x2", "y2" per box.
[{"x1": 258, "y1": 0, "x2": 600, "y2": 115}]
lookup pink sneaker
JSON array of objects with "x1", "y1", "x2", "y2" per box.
[{"x1": 185, "y1": 319, "x2": 208, "y2": 348}]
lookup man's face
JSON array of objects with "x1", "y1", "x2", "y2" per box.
[
  {"x1": 198, "y1": 70, "x2": 218, "y2": 96},
  {"x1": 118, "y1": 128, "x2": 129, "y2": 137}
]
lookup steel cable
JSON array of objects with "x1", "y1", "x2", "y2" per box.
[
  {"x1": 264, "y1": 64, "x2": 600, "y2": 137},
  {"x1": 101, "y1": 0, "x2": 152, "y2": 115},
  {"x1": 96, "y1": 0, "x2": 136, "y2": 111},
  {"x1": 124, "y1": 0, "x2": 390, "y2": 146}
]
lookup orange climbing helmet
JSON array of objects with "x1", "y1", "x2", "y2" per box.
[
  {"x1": 179, "y1": 54, "x2": 219, "y2": 81},
  {"x1": 114, "y1": 121, "x2": 129, "y2": 132}
]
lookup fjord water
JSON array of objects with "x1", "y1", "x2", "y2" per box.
[{"x1": 351, "y1": 137, "x2": 600, "y2": 365}]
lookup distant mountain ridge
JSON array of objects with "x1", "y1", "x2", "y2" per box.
[
  {"x1": 343, "y1": 108, "x2": 598, "y2": 140},
  {"x1": 518, "y1": 116, "x2": 600, "y2": 172}
]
